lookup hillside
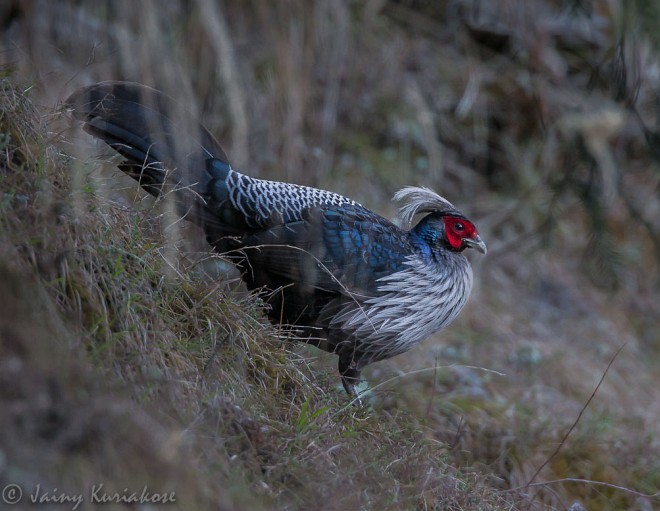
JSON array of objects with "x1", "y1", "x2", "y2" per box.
[{"x1": 1, "y1": 1, "x2": 658, "y2": 510}]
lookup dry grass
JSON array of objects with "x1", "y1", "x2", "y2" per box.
[
  {"x1": 1, "y1": 1, "x2": 659, "y2": 510},
  {"x1": 0, "y1": 79, "x2": 517, "y2": 510}
]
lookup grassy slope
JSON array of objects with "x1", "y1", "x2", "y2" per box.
[
  {"x1": 0, "y1": 80, "x2": 516, "y2": 510},
  {"x1": 1, "y1": 1, "x2": 659, "y2": 509}
]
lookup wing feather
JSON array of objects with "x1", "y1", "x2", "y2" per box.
[{"x1": 238, "y1": 205, "x2": 412, "y2": 297}]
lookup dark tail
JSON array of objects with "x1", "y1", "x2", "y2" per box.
[{"x1": 66, "y1": 81, "x2": 230, "y2": 225}]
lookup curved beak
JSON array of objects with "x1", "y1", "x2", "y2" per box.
[{"x1": 463, "y1": 235, "x2": 487, "y2": 255}]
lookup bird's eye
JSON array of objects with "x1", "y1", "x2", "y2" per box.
[{"x1": 454, "y1": 222, "x2": 465, "y2": 232}]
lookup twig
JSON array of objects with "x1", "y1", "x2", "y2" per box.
[
  {"x1": 523, "y1": 344, "x2": 626, "y2": 503},
  {"x1": 424, "y1": 355, "x2": 439, "y2": 420},
  {"x1": 509, "y1": 478, "x2": 659, "y2": 500},
  {"x1": 334, "y1": 364, "x2": 506, "y2": 414}
]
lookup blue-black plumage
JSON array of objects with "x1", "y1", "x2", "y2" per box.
[{"x1": 67, "y1": 81, "x2": 486, "y2": 398}]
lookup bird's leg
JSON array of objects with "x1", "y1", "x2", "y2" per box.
[{"x1": 338, "y1": 355, "x2": 362, "y2": 403}]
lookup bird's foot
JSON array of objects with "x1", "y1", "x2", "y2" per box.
[
  {"x1": 342, "y1": 379, "x2": 363, "y2": 406},
  {"x1": 339, "y1": 359, "x2": 365, "y2": 406}
]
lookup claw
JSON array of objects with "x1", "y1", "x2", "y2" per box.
[
  {"x1": 339, "y1": 357, "x2": 364, "y2": 405},
  {"x1": 341, "y1": 377, "x2": 364, "y2": 406}
]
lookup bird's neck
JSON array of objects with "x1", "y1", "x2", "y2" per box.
[{"x1": 408, "y1": 222, "x2": 452, "y2": 264}]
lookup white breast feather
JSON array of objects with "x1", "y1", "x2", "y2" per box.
[{"x1": 331, "y1": 254, "x2": 473, "y2": 365}]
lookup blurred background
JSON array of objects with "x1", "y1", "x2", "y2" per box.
[{"x1": 1, "y1": 1, "x2": 658, "y2": 510}]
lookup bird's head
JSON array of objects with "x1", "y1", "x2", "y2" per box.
[
  {"x1": 394, "y1": 186, "x2": 487, "y2": 255},
  {"x1": 440, "y1": 214, "x2": 487, "y2": 254}
]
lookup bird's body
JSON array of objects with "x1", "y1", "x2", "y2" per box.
[{"x1": 67, "y1": 81, "x2": 486, "y2": 396}]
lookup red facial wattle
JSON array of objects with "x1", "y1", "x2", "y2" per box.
[{"x1": 443, "y1": 216, "x2": 477, "y2": 251}]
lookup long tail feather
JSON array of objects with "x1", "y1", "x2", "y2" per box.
[
  {"x1": 67, "y1": 81, "x2": 229, "y2": 196},
  {"x1": 67, "y1": 81, "x2": 235, "y2": 231}
]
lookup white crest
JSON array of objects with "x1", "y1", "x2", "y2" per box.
[{"x1": 393, "y1": 186, "x2": 458, "y2": 228}]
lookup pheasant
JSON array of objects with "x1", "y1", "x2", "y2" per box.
[{"x1": 67, "y1": 81, "x2": 486, "y2": 398}]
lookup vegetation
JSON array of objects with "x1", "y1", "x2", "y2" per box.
[{"x1": 0, "y1": 1, "x2": 658, "y2": 510}]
